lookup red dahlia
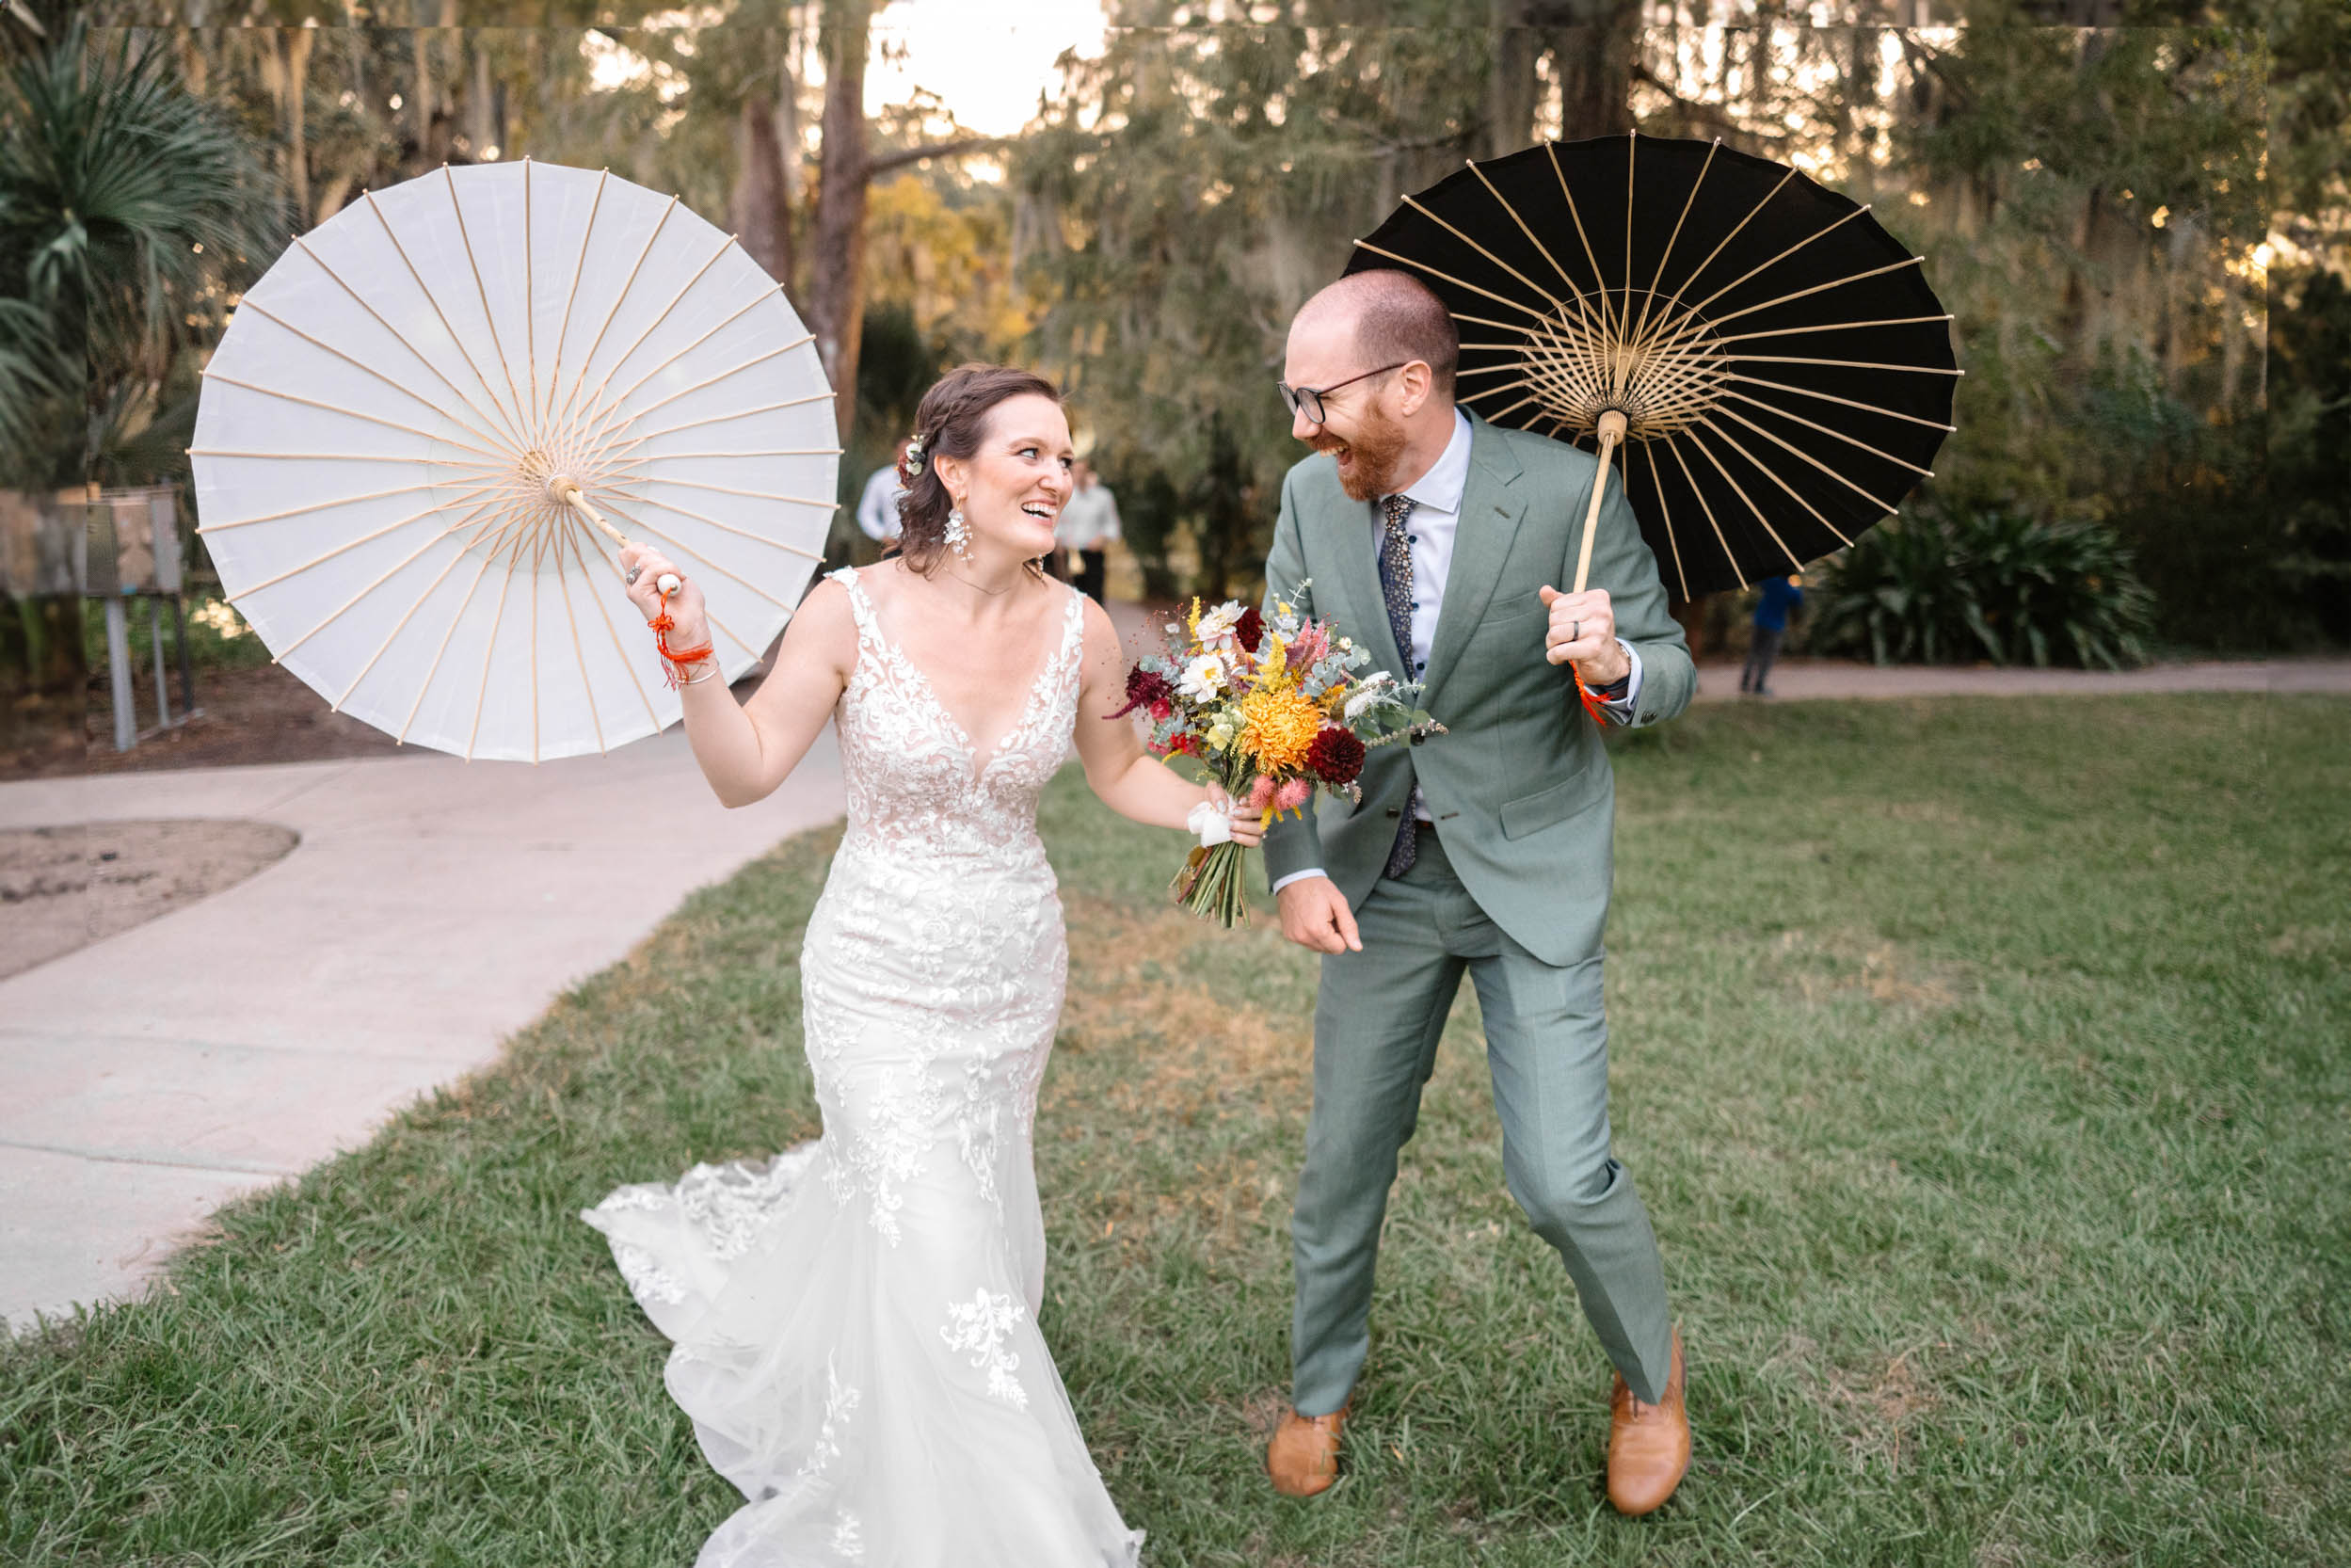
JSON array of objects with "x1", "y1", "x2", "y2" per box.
[
  {"x1": 1306, "y1": 727, "x2": 1366, "y2": 785},
  {"x1": 1234, "y1": 605, "x2": 1266, "y2": 652},
  {"x1": 1106, "y1": 664, "x2": 1175, "y2": 718}
]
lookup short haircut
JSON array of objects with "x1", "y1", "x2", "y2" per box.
[{"x1": 1302, "y1": 270, "x2": 1459, "y2": 397}]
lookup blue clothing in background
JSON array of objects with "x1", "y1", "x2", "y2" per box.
[{"x1": 1753, "y1": 575, "x2": 1803, "y2": 632}]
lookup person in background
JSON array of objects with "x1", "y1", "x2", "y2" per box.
[
  {"x1": 1741, "y1": 573, "x2": 1803, "y2": 697},
  {"x1": 855, "y1": 439, "x2": 911, "y2": 548},
  {"x1": 1055, "y1": 458, "x2": 1122, "y2": 602}
]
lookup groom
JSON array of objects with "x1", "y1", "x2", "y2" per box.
[{"x1": 1258, "y1": 270, "x2": 1694, "y2": 1515}]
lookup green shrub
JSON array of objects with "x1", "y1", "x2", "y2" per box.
[{"x1": 1812, "y1": 506, "x2": 2155, "y2": 669}]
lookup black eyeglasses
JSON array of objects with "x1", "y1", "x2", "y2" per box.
[{"x1": 1277, "y1": 362, "x2": 1408, "y2": 425}]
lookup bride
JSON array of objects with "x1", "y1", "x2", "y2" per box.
[{"x1": 584, "y1": 363, "x2": 1257, "y2": 1566}]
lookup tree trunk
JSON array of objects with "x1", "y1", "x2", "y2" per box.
[
  {"x1": 470, "y1": 34, "x2": 494, "y2": 157},
  {"x1": 808, "y1": 0, "x2": 874, "y2": 444},
  {"x1": 1488, "y1": 0, "x2": 1541, "y2": 158},
  {"x1": 282, "y1": 26, "x2": 312, "y2": 221},
  {"x1": 733, "y1": 90, "x2": 794, "y2": 291},
  {"x1": 1544, "y1": 0, "x2": 1638, "y2": 141}
]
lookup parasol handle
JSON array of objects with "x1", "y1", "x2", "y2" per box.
[
  {"x1": 552, "y1": 478, "x2": 679, "y2": 597},
  {"x1": 1570, "y1": 409, "x2": 1628, "y2": 597}
]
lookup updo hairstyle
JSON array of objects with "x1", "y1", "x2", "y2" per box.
[{"x1": 890, "y1": 363, "x2": 1064, "y2": 575}]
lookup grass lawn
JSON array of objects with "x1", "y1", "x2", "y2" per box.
[{"x1": 5, "y1": 696, "x2": 2346, "y2": 1566}]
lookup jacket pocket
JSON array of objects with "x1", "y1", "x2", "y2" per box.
[{"x1": 1498, "y1": 757, "x2": 1604, "y2": 840}]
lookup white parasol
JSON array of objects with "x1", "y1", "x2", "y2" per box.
[{"x1": 190, "y1": 158, "x2": 838, "y2": 762}]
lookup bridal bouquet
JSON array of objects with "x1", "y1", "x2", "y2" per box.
[{"x1": 1110, "y1": 586, "x2": 1441, "y2": 926}]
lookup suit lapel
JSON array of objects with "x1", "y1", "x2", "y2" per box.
[{"x1": 1420, "y1": 417, "x2": 1525, "y2": 712}]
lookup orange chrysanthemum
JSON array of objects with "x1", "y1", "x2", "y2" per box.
[{"x1": 1239, "y1": 685, "x2": 1323, "y2": 773}]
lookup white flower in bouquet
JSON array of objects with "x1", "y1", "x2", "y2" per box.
[
  {"x1": 1194, "y1": 602, "x2": 1243, "y2": 646},
  {"x1": 1178, "y1": 653, "x2": 1228, "y2": 701}
]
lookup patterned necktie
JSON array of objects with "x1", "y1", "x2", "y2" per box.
[{"x1": 1376, "y1": 495, "x2": 1419, "y2": 879}]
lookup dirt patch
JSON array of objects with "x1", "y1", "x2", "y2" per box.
[
  {"x1": 0, "y1": 819, "x2": 299, "y2": 979},
  {"x1": 2, "y1": 662, "x2": 417, "y2": 782}
]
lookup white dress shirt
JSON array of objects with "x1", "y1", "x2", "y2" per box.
[
  {"x1": 1055, "y1": 481, "x2": 1123, "y2": 551},
  {"x1": 856, "y1": 465, "x2": 904, "y2": 542},
  {"x1": 1270, "y1": 408, "x2": 1642, "y2": 894}
]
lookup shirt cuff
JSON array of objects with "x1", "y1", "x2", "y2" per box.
[
  {"x1": 1599, "y1": 639, "x2": 1642, "y2": 724},
  {"x1": 1271, "y1": 868, "x2": 1328, "y2": 895}
]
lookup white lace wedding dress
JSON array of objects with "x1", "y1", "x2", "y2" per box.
[{"x1": 584, "y1": 568, "x2": 1142, "y2": 1567}]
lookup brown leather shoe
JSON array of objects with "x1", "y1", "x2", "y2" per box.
[
  {"x1": 1606, "y1": 1327, "x2": 1689, "y2": 1516},
  {"x1": 1267, "y1": 1405, "x2": 1347, "y2": 1497}
]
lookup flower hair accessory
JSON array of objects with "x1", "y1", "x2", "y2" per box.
[{"x1": 899, "y1": 430, "x2": 927, "y2": 483}]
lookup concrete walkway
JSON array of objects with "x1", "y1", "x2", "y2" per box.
[{"x1": 0, "y1": 728, "x2": 844, "y2": 1331}]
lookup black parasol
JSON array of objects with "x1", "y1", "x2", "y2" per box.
[{"x1": 1348, "y1": 132, "x2": 1959, "y2": 601}]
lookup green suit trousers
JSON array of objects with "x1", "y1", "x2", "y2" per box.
[{"x1": 1291, "y1": 824, "x2": 1674, "y2": 1412}]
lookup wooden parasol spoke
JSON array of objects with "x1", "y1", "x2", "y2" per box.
[
  {"x1": 1731, "y1": 353, "x2": 1963, "y2": 376},
  {"x1": 1457, "y1": 158, "x2": 1607, "y2": 319},
  {"x1": 1724, "y1": 372, "x2": 1956, "y2": 433},
  {"x1": 574, "y1": 232, "x2": 741, "y2": 416},
  {"x1": 397, "y1": 513, "x2": 528, "y2": 745},
  {"x1": 1627, "y1": 136, "x2": 1723, "y2": 355},
  {"x1": 611, "y1": 474, "x2": 846, "y2": 511},
  {"x1": 597, "y1": 446, "x2": 843, "y2": 460},
  {"x1": 564, "y1": 526, "x2": 661, "y2": 729},
  {"x1": 1543, "y1": 141, "x2": 1625, "y2": 344},
  {"x1": 1468, "y1": 390, "x2": 1547, "y2": 425},
  {"x1": 288, "y1": 237, "x2": 525, "y2": 452},
  {"x1": 1661, "y1": 429, "x2": 1745, "y2": 582},
  {"x1": 600, "y1": 341, "x2": 819, "y2": 431},
  {"x1": 360, "y1": 192, "x2": 532, "y2": 445},
  {"x1": 1640, "y1": 440, "x2": 1692, "y2": 602},
  {"x1": 551, "y1": 530, "x2": 608, "y2": 756},
  {"x1": 1684, "y1": 255, "x2": 1929, "y2": 341},
  {"x1": 1681, "y1": 424, "x2": 1809, "y2": 570},
  {"x1": 329, "y1": 491, "x2": 525, "y2": 708},
  {"x1": 198, "y1": 370, "x2": 506, "y2": 462},
  {"x1": 576, "y1": 522, "x2": 764, "y2": 661},
  {"x1": 230, "y1": 296, "x2": 514, "y2": 459},
  {"x1": 1720, "y1": 387, "x2": 1935, "y2": 475},
  {"x1": 578, "y1": 304, "x2": 808, "y2": 461},
  {"x1": 440, "y1": 165, "x2": 534, "y2": 447},
  {"x1": 548, "y1": 193, "x2": 680, "y2": 433},
  {"x1": 1677, "y1": 201, "x2": 1882, "y2": 324},
  {"x1": 1713, "y1": 312, "x2": 1954, "y2": 345},
  {"x1": 1691, "y1": 411, "x2": 1855, "y2": 548},
  {"x1": 463, "y1": 518, "x2": 528, "y2": 762},
  {"x1": 605, "y1": 391, "x2": 837, "y2": 452},
  {"x1": 600, "y1": 488, "x2": 827, "y2": 564},
  {"x1": 542, "y1": 168, "x2": 612, "y2": 433},
  {"x1": 196, "y1": 477, "x2": 482, "y2": 535},
  {"x1": 1352, "y1": 239, "x2": 1561, "y2": 328},
  {"x1": 523, "y1": 159, "x2": 540, "y2": 430},
  {"x1": 575, "y1": 306, "x2": 809, "y2": 468},
  {"x1": 232, "y1": 482, "x2": 502, "y2": 598},
  {"x1": 1709, "y1": 403, "x2": 1908, "y2": 517},
  {"x1": 279, "y1": 489, "x2": 528, "y2": 664},
  {"x1": 1399, "y1": 193, "x2": 1572, "y2": 327},
  {"x1": 1648, "y1": 163, "x2": 1799, "y2": 326},
  {"x1": 591, "y1": 500, "x2": 802, "y2": 612}
]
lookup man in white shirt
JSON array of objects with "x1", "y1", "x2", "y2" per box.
[
  {"x1": 1054, "y1": 459, "x2": 1122, "y2": 601},
  {"x1": 854, "y1": 440, "x2": 910, "y2": 546},
  {"x1": 1258, "y1": 270, "x2": 1696, "y2": 1517}
]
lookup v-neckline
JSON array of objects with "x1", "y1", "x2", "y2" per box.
[{"x1": 849, "y1": 572, "x2": 1072, "y2": 786}]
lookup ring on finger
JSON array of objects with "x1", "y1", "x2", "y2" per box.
[
  {"x1": 1572, "y1": 618, "x2": 1581, "y2": 643},
  {"x1": 625, "y1": 566, "x2": 643, "y2": 585}
]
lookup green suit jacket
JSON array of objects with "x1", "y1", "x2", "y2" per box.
[{"x1": 1260, "y1": 411, "x2": 1694, "y2": 968}]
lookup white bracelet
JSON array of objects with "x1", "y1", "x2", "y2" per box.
[{"x1": 677, "y1": 661, "x2": 723, "y2": 686}]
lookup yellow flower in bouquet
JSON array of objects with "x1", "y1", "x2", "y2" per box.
[{"x1": 1239, "y1": 685, "x2": 1321, "y2": 775}]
